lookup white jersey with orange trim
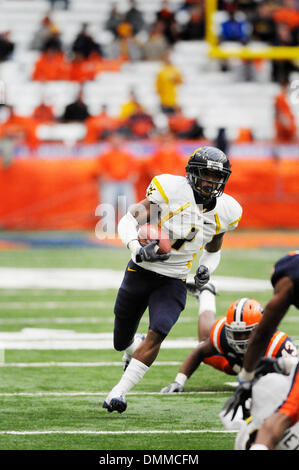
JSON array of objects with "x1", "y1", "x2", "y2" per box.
[
  {"x1": 136, "y1": 174, "x2": 242, "y2": 279},
  {"x1": 210, "y1": 316, "x2": 298, "y2": 373}
]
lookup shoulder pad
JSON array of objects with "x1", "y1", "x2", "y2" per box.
[
  {"x1": 265, "y1": 331, "x2": 292, "y2": 358},
  {"x1": 146, "y1": 174, "x2": 186, "y2": 205},
  {"x1": 221, "y1": 194, "x2": 243, "y2": 230}
]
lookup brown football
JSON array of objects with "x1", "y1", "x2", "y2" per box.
[{"x1": 137, "y1": 224, "x2": 171, "y2": 254}]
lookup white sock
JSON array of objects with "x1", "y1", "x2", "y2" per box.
[
  {"x1": 106, "y1": 358, "x2": 149, "y2": 401},
  {"x1": 250, "y1": 444, "x2": 269, "y2": 450},
  {"x1": 199, "y1": 289, "x2": 216, "y2": 315}
]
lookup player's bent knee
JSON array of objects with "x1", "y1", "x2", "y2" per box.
[
  {"x1": 147, "y1": 328, "x2": 166, "y2": 345},
  {"x1": 113, "y1": 336, "x2": 132, "y2": 352}
]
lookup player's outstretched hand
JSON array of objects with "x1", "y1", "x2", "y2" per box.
[
  {"x1": 194, "y1": 265, "x2": 210, "y2": 288},
  {"x1": 137, "y1": 240, "x2": 170, "y2": 263},
  {"x1": 160, "y1": 382, "x2": 184, "y2": 393},
  {"x1": 223, "y1": 382, "x2": 252, "y2": 420}
]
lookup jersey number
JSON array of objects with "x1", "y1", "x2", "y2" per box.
[{"x1": 171, "y1": 226, "x2": 199, "y2": 251}]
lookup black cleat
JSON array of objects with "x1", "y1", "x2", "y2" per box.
[
  {"x1": 186, "y1": 281, "x2": 217, "y2": 300},
  {"x1": 102, "y1": 396, "x2": 127, "y2": 413}
]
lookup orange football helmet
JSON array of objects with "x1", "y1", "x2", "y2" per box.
[{"x1": 225, "y1": 298, "x2": 263, "y2": 354}]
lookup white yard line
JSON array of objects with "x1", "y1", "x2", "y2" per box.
[
  {"x1": 0, "y1": 330, "x2": 199, "y2": 349},
  {"x1": 0, "y1": 391, "x2": 232, "y2": 397},
  {"x1": 0, "y1": 317, "x2": 116, "y2": 324},
  {"x1": 0, "y1": 429, "x2": 236, "y2": 435},
  {"x1": 0, "y1": 316, "x2": 195, "y2": 324},
  {"x1": 0, "y1": 329, "x2": 297, "y2": 350},
  {"x1": 0, "y1": 361, "x2": 183, "y2": 367},
  {"x1": 0, "y1": 301, "x2": 114, "y2": 309},
  {"x1": 0, "y1": 268, "x2": 272, "y2": 291}
]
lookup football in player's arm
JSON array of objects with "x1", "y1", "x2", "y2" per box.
[
  {"x1": 102, "y1": 146, "x2": 242, "y2": 413},
  {"x1": 224, "y1": 252, "x2": 299, "y2": 450},
  {"x1": 161, "y1": 298, "x2": 297, "y2": 394}
]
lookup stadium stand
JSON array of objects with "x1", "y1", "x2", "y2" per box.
[
  {"x1": 0, "y1": 0, "x2": 298, "y2": 230},
  {"x1": 0, "y1": 0, "x2": 298, "y2": 140}
]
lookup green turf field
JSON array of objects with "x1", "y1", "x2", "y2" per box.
[{"x1": 0, "y1": 246, "x2": 298, "y2": 450}]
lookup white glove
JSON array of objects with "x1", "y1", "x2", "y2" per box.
[
  {"x1": 160, "y1": 381, "x2": 184, "y2": 393},
  {"x1": 278, "y1": 355, "x2": 298, "y2": 375}
]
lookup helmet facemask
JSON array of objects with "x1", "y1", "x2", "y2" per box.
[
  {"x1": 225, "y1": 298, "x2": 263, "y2": 355},
  {"x1": 225, "y1": 322, "x2": 257, "y2": 354},
  {"x1": 186, "y1": 164, "x2": 231, "y2": 202}
]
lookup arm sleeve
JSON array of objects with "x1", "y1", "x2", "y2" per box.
[
  {"x1": 117, "y1": 212, "x2": 141, "y2": 256},
  {"x1": 203, "y1": 356, "x2": 236, "y2": 376},
  {"x1": 199, "y1": 249, "x2": 221, "y2": 274}
]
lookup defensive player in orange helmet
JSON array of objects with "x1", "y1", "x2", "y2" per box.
[
  {"x1": 224, "y1": 251, "x2": 299, "y2": 450},
  {"x1": 161, "y1": 295, "x2": 297, "y2": 393},
  {"x1": 225, "y1": 298, "x2": 263, "y2": 355}
]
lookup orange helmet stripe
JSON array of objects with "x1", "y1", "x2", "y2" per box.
[
  {"x1": 226, "y1": 298, "x2": 262, "y2": 326},
  {"x1": 265, "y1": 331, "x2": 288, "y2": 358},
  {"x1": 233, "y1": 298, "x2": 249, "y2": 323}
]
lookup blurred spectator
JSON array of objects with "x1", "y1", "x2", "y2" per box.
[
  {"x1": 180, "y1": 4, "x2": 205, "y2": 40},
  {"x1": 251, "y1": 3, "x2": 277, "y2": 44},
  {"x1": 30, "y1": 13, "x2": 57, "y2": 51},
  {"x1": 168, "y1": 106, "x2": 204, "y2": 139},
  {"x1": 272, "y1": 0, "x2": 299, "y2": 30},
  {"x1": 220, "y1": 11, "x2": 250, "y2": 44},
  {"x1": 119, "y1": 89, "x2": 142, "y2": 120},
  {"x1": 272, "y1": 22, "x2": 298, "y2": 82},
  {"x1": 42, "y1": 25, "x2": 63, "y2": 53},
  {"x1": 156, "y1": 0, "x2": 180, "y2": 44},
  {"x1": 105, "y1": 4, "x2": 124, "y2": 37},
  {"x1": 142, "y1": 21, "x2": 169, "y2": 61},
  {"x1": 32, "y1": 100, "x2": 55, "y2": 123},
  {"x1": 108, "y1": 22, "x2": 143, "y2": 61},
  {"x1": 274, "y1": 78, "x2": 297, "y2": 142},
  {"x1": 146, "y1": 132, "x2": 185, "y2": 177},
  {"x1": 69, "y1": 51, "x2": 101, "y2": 82},
  {"x1": 97, "y1": 133, "x2": 138, "y2": 233},
  {"x1": 235, "y1": 127, "x2": 254, "y2": 143},
  {"x1": 155, "y1": 50, "x2": 183, "y2": 114},
  {"x1": 72, "y1": 23, "x2": 103, "y2": 59},
  {"x1": 61, "y1": 89, "x2": 90, "y2": 122},
  {"x1": 214, "y1": 127, "x2": 229, "y2": 154},
  {"x1": 0, "y1": 105, "x2": 38, "y2": 147},
  {"x1": 274, "y1": 21, "x2": 298, "y2": 46},
  {"x1": 32, "y1": 49, "x2": 69, "y2": 81},
  {"x1": 124, "y1": 0, "x2": 145, "y2": 35},
  {"x1": 85, "y1": 105, "x2": 120, "y2": 142},
  {"x1": 0, "y1": 31, "x2": 15, "y2": 62},
  {"x1": 125, "y1": 103, "x2": 155, "y2": 139}
]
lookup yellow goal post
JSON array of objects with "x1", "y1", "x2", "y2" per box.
[{"x1": 205, "y1": 0, "x2": 299, "y2": 60}]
